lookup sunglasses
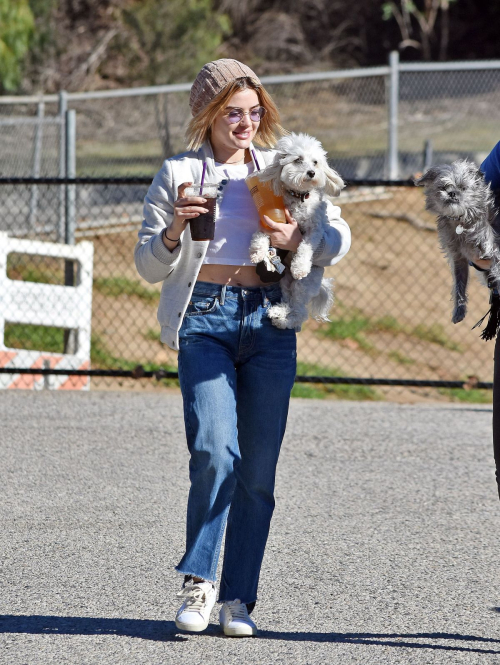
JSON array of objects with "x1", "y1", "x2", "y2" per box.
[{"x1": 223, "y1": 107, "x2": 267, "y2": 124}]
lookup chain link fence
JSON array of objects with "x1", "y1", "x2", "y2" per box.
[
  {"x1": 1, "y1": 56, "x2": 500, "y2": 397},
  {"x1": 0, "y1": 177, "x2": 496, "y2": 399},
  {"x1": 2, "y1": 56, "x2": 500, "y2": 181}
]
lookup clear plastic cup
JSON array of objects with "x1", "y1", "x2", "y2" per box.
[
  {"x1": 184, "y1": 183, "x2": 218, "y2": 241},
  {"x1": 245, "y1": 173, "x2": 286, "y2": 227}
]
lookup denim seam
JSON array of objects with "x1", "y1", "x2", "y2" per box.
[
  {"x1": 210, "y1": 504, "x2": 231, "y2": 581},
  {"x1": 237, "y1": 302, "x2": 258, "y2": 358},
  {"x1": 184, "y1": 297, "x2": 219, "y2": 318}
]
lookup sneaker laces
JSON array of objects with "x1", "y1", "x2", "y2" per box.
[
  {"x1": 226, "y1": 600, "x2": 249, "y2": 620},
  {"x1": 177, "y1": 584, "x2": 210, "y2": 613}
]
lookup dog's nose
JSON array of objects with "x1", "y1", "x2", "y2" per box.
[
  {"x1": 307, "y1": 170, "x2": 315, "y2": 178},
  {"x1": 448, "y1": 191, "x2": 457, "y2": 199}
]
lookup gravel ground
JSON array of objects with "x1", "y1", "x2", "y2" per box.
[{"x1": 0, "y1": 391, "x2": 499, "y2": 665}]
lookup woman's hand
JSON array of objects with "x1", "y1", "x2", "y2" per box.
[
  {"x1": 262, "y1": 208, "x2": 302, "y2": 252},
  {"x1": 472, "y1": 255, "x2": 492, "y2": 270},
  {"x1": 163, "y1": 182, "x2": 209, "y2": 248}
]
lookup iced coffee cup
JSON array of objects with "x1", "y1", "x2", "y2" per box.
[
  {"x1": 184, "y1": 183, "x2": 218, "y2": 241},
  {"x1": 245, "y1": 173, "x2": 286, "y2": 228}
]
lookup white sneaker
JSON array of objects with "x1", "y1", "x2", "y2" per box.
[
  {"x1": 175, "y1": 581, "x2": 217, "y2": 632},
  {"x1": 219, "y1": 599, "x2": 258, "y2": 637}
]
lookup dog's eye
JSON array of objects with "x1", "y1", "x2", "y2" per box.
[
  {"x1": 313, "y1": 160, "x2": 318, "y2": 166},
  {"x1": 295, "y1": 157, "x2": 303, "y2": 163}
]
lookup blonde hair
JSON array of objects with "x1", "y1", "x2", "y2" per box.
[{"x1": 186, "y1": 78, "x2": 285, "y2": 151}]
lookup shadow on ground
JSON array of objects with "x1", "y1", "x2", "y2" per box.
[{"x1": 1, "y1": 615, "x2": 500, "y2": 654}]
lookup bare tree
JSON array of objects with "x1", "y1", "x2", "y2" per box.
[{"x1": 382, "y1": 0, "x2": 457, "y2": 60}]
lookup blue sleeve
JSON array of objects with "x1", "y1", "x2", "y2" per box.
[{"x1": 481, "y1": 141, "x2": 500, "y2": 190}]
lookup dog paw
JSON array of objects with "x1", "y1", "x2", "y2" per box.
[
  {"x1": 249, "y1": 250, "x2": 265, "y2": 264},
  {"x1": 452, "y1": 305, "x2": 466, "y2": 324},
  {"x1": 291, "y1": 267, "x2": 309, "y2": 280},
  {"x1": 268, "y1": 304, "x2": 291, "y2": 328}
]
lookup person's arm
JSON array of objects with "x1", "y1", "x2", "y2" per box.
[
  {"x1": 481, "y1": 141, "x2": 500, "y2": 190},
  {"x1": 471, "y1": 143, "x2": 500, "y2": 272},
  {"x1": 310, "y1": 200, "x2": 351, "y2": 267},
  {"x1": 134, "y1": 163, "x2": 208, "y2": 284},
  {"x1": 471, "y1": 258, "x2": 492, "y2": 271},
  {"x1": 134, "y1": 161, "x2": 180, "y2": 284}
]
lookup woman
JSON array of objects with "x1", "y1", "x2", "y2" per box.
[{"x1": 134, "y1": 59, "x2": 351, "y2": 637}]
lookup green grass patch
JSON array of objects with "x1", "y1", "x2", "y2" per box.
[
  {"x1": 293, "y1": 362, "x2": 381, "y2": 401},
  {"x1": 144, "y1": 328, "x2": 162, "y2": 342},
  {"x1": 4, "y1": 323, "x2": 65, "y2": 353},
  {"x1": 412, "y1": 324, "x2": 462, "y2": 351},
  {"x1": 319, "y1": 313, "x2": 374, "y2": 351},
  {"x1": 93, "y1": 277, "x2": 159, "y2": 304},
  {"x1": 438, "y1": 388, "x2": 492, "y2": 404},
  {"x1": 372, "y1": 315, "x2": 404, "y2": 333},
  {"x1": 388, "y1": 350, "x2": 415, "y2": 365},
  {"x1": 91, "y1": 335, "x2": 178, "y2": 387},
  {"x1": 7, "y1": 255, "x2": 68, "y2": 285},
  {"x1": 319, "y1": 306, "x2": 461, "y2": 354}
]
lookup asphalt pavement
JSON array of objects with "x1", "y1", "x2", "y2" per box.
[{"x1": 1, "y1": 391, "x2": 499, "y2": 664}]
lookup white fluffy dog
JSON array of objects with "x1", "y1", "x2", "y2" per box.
[{"x1": 249, "y1": 132, "x2": 345, "y2": 329}]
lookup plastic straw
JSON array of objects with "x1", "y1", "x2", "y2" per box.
[
  {"x1": 251, "y1": 149, "x2": 261, "y2": 171},
  {"x1": 199, "y1": 162, "x2": 207, "y2": 195}
]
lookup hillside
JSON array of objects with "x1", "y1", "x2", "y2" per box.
[{"x1": 9, "y1": 0, "x2": 500, "y2": 95}]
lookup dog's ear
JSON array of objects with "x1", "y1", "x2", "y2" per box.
[
  {"x1": 323, "y1": 163, "x2": 345, "y2": 197},
  {"x1": 414, "y1": 166, "x2": 442, "y2": 187},
  {"x1": 257, "y1": 157, "x2": 284, "y2": 196},
  {"x1": 279, "y1": 154, "x2": 297, "y2": 166}
]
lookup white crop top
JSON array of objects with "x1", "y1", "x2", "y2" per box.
[{"x1": 203, "y1": 161, "x2": 261, "y2": 266}]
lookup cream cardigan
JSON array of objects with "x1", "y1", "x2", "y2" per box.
[{"x1": 134, "y1": 140, "x2": 351, "y2": 350}]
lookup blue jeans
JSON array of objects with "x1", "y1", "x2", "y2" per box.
[{"x1": 176, "y1": 281, "x2": 297, "y2": 604}]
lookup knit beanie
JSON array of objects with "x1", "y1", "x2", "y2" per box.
[{"x1": 189, "y1": 59, "x2": 261, "y2": 117}]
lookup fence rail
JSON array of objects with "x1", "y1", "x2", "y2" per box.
[{"x1": 0, "y1": 365, "x2": 493, "y2": 391}]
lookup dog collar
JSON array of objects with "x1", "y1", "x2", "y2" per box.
[
  {"x1": 286, "y1": 188, "x2": 310, "y2": 202},
  {"x1": 446, "y1": 214, "x2": 465, "y2": 234}
]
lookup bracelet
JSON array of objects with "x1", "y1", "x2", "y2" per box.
[{"x1": 164, "y1": 229, "x2": 180, "y2": 243}]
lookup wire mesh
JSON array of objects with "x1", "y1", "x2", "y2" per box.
[
  {"x1": 398, "y1": 69, "x2": 500, "y2": 173},
  {"x1": 1, "y1": 64, "x2": 499, "y2": 182},
  {"x1": 0, "y1": 179, "x2": 495, "y2": 398}
]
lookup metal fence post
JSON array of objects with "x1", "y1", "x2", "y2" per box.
[
  {"x1": 388, "y1": 50, "x2": 399, "y2": 179},
  {"x1": 423, "y1": 139, "x2": 433, "y2": 170},
  {"x1": 65, "y1": 109, "x2": 76, "y2": 245},
  {"x1": 28, "y1": 100, "x2": 44, "y2": 231},
  {"x1": 58, "y1": 91, "x2": 67, "y2": 242},
  {"x1": 64, "y1": 108, "x2": 77, "y2": 354}
]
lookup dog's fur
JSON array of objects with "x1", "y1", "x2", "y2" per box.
[
  {"x1": 415, "y1": 159, "x2": 500, "y2": 324},
  {"x1": 249, "y1": 133, "x2": 345, "y2": 329}
]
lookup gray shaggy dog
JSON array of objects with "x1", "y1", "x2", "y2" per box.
[{"x1": 415, "y1": 159, "x2": 500, "y2": 325}]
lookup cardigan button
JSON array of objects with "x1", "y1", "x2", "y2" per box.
[
  {"x1": 196, "y1": 252, "x2": 202, "y2": 258},
  {"x1": 188, "y1": 281, "x2": 192, "y2": 287}
]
